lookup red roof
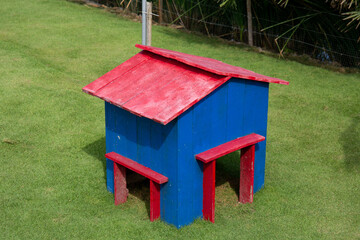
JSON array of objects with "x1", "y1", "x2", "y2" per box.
[{"x1": 83, "y1": 44, "x2": 288, "y2": 125}]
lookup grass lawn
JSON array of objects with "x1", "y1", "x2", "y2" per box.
[{"x1": 1, "y1": 0, "x2": 359, "y2": 239}]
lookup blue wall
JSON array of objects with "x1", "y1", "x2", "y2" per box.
[{"x1": 105, "y1": 78, "x2": 269, "y2": 228}]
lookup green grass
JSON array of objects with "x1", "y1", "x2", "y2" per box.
[{"x1": 1, "y1": 0, "x2": 359, "y2": 239}]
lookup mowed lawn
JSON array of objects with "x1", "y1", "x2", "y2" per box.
[{"x1": 1, "y1": 0, "x2": 359, "y2": 239}]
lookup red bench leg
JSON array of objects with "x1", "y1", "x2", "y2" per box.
[
  {"x1": 239, "y1": 145, "x2": 255, "y2": 203},
  {"x1": 203, "y1": 160, "x2": 216, "y2": 223},
  {"x1": 150, "y1": 180, "x2": 160, "y2": 221},
  {"x1": 114, "y1": 162, "x2": 128, "y2": 205}
]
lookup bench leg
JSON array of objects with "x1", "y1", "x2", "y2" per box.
[
  {"x1": 150, "y1": 180, "x2": 160, "y2": 221},
  {"x1": 114, "y1": 162, "x2": 128, "y2": 205},
  {"x1": 240, "y1": 145, "x2": 255, "y2": 203},
  {"x1": 203, "y1": 160, "x2": 216, "y2": 223}
]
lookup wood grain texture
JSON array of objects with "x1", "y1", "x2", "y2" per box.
[
  {"x1": 240, "y1": 145, "x2": 255, "y2": 204},
  {"x1": 83, "y1": 45, "x2": 287, "y2": 125},
  {"x1": 150, "y1": 180, "x2": 160, "y2": 221},
  {"x1": 136, "y1": 44, "x2": 289, "y2": 85},
  {"x1": 203, "y1": 160, "x2": 216, "y2": 223},
  {"x1": 83, "y1": 51, "x2": 229, "y2": 125},
  {"x1": 114, "y1": 162, "x2": 128, "y2": 205},
  {"x1": 105, "y1": 152, "x2": 168, "y2": 184},
  {"x1": 242, "y1": 80, "x2": 269, "y2": 193},
  {"x1": 195, "y1": 133, "x2": 265, "y2": 163}
]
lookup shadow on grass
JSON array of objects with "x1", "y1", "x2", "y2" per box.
[
  {"x1": 82, "y1": 137, "x2": 151, "y2": 217},
  {"x1": 82, "y1": 137, "x2": 107, "y2": 182},
  {"x1": 341, "y1": 115, "x2": 360, "y2": 172},
  {"x1": 126, "y1": 172, "x2": 151, "y2": 217},
  {"x1": 216, "y1": 151, "x2": 241, "y2": 199}
]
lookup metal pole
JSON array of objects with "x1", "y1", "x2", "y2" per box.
[{"x1": 142, "y1": 0, "x2": 147, "y2": 45}]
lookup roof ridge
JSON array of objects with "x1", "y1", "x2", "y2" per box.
[{"x1": 135, "y1": 44, "x2": 289, "y2": 85}]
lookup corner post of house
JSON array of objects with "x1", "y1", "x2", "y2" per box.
[
  {"x1": 203, "y1": 160, "x2": 216, "y2": 223},
  {"x1": 150, "y1": 180, "x2": 161, "y2": 221},
  {"x1": 239, "y1": 144, "x2": 255, "y2": 203},
  {"x1": 114, "y1": 162, "x2": 128, "y2": 205}
]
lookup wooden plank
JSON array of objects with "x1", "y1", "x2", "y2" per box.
[
  {"x1": 82, "y1": 52, "x2": 150, "y2": 95},
  {"x1": 84, "y1": 50, "x2": 230, "y2": 125},
  {"x1": 195, "y1": 133, "x2": 265, "y2": 163},
  {"x1": 177, "y1": 109, "x2": 204, "y2": 226},
  {"x1": 122, "y1": 67, "x2": 229, "y2": 125},
  {"x1": 136, "y1": 116, "x2": 151, "y2": 167},
  {"x1": 114, "y1": 162, "x2": 128, "y2": 205},
  {"x1": 105, "y1": 152, "x2": 168, "y2": 184},
  {"x1": 202, "y1": 160, "x2": 216, "y2": 223},
  {"x1": 239, "y1": 145, "x2": 255, "y2": 203},
  {"x1": 226, "y1": 79, "x2": 246, "y2": 140},
  {"x1": 149, "y1": 180, "x2": 160, "y2": 221},
  {"x1": 243, "y1": 80, "x2": 269, "y2": 193},
  {"x1": 105, "y1": 102, "x2": 117, "y2": 193},
  {"x1": 157, "y1": 120, "x2": 179, "y2": 226},
  {"x1": 94, "y1": 53, "x2": 172, "y2": 107},
  {"x1": 135, "y1": 44, "x2": 289, "y2": 85}
]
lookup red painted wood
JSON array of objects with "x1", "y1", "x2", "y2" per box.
[
  {"x1": 195, "y1": 133, "x2": 265, "y2": 163},
  {"x1": 83, "y1": 51, "x2": 229, "y2": 125},
  {"x1": 240, "y1": 145, "x2": 255, "y2": 203},
  {"x1": 114, "y1": 162, "x2": 128, "y2": 205},
  {"x1": 82, "y1": 52, "x2": 150, "y2": 95},
  {"x1": 136, "y1": 44, "x2": 289, "y2": 85},
  {"x1": 122, "y1": 66, "x2": 230, "y2": 125},
  {"x1": 150, "y1": 180, "x2": 161, "y2": 221},
  {"x1": 105, "y1": 152, "x2": 168, "y2": 184},
  {"x1": 203, "y1": 160, "x2": 216, "y2": 223},
  {"x1": 83, "y1": 45, "x2": 288, "y2": 125}
]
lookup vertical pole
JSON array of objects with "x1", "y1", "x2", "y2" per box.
[
  {"x1": 150, "y1": 180, "x2": 161, "y2": 221},
  {"x1": 114, "y1": 162, "x2": 128, "y2": 205},
  {"x1": 158, "y1": 0, "x2": 163, "y2": 24},
  {"x1": 203, "y1": 160, "x2": 216, "y2": 223},
  {"x1": 240, "y1": 145, "x2": 255, "y2": 203},
  {"x1": 146, "y1": 2, "x2": 152, "y2": 46},
  {"x1": 142, "y1": 0, "x2": 147, "y2": 45},
  {"x1": 246, "y1": 0, "x2": 253, "y2": 46}
]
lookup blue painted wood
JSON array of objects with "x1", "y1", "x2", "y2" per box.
[
  {"x1": 104, "y1": 77, "x2": 269, "y2": 227},
  {"x1": 242, "y1": 80, "x2": 269, "y2": 193},
  {"x1": 136, "y1": 116, "x2": 151, "y2": 167},
  {"x1": 192, "y1": 84, "x2": 229, "y2": 154},
  {"x1": 105, "y1": 102, "x2": 137, "y2": 193},
  {"x1": 226, "y1": 79, "x2": 246, "y2": 140},
  {"x1": 106, "y1": 102, "x2": 180, "y2": 226},
  {"x1": 174, "y1": 83, "x2": 230, "y2": 227},
  {"x1": 105, "y1": 102, "x2": 115, "y2": 193},
  {"x1": 177, "y1": 107, "x2": 202, "y2": 227},
  {"x1": 158, "y1": 120, "x2": 178, "y2": 226}
]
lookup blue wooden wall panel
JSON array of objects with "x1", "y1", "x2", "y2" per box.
[
  {"x1": 105, "y1": 78, "x2": 269, "y2": 228},
  {"x1": 192, "y1": 84, "x2": 229, "y2": 154},
  {"x1": 242, "y1": 80, "x2": 269, "y2": 193},
  {"x1": 106, "y1": 102, "x2": 180, "y2": 226},
  {"x1": 105, "y1": 102, "x2": 116, "y2": 193},
  {"x1": 156, "y1": 120, "x2": 178, "y2": 226},
  {"x1": 105, "y1": 102, "x2": 137, "y2": 192},
  {"x1": 136, "y1": 116, "x2": 151, "y2": 167},
  {"x1": 177, "y1": 108, "x2": 203, "y2": 227},
  {"x1": 175, "y1": 84, "x2": 230, "y2": 227},
  {"x1": 226, "y1": 79, "x2": 246, "y2": 140}
]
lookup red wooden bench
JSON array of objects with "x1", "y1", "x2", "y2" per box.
[
  {"x1": 195, "y1": 133, "x2": 265, "y2": 223},
  {"x1": 105, "y1": 152, "x2": 168, "y2": 221}
]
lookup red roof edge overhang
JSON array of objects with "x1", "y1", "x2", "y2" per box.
[
  {"x1": 135, "y1": 44, "x2": 289, "y2": 85},
  {"x1": 82, "y1": 45, "x2": 288, "y2": 125}
]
